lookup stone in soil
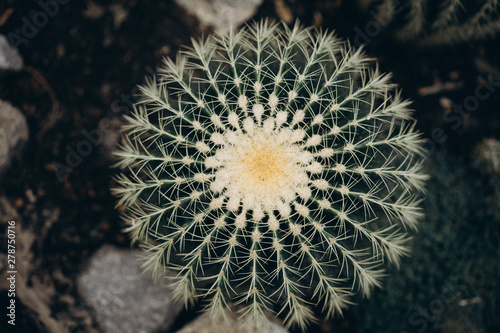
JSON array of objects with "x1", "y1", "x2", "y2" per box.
[
  {"x1": 77, "y1": 245, "x2": 184, "y2": 333},
  {"x1": 176, "y1": 311, "x2": 289, "y2": 333},
  {"x1": 0, "y1": 99, "x2": 29, "y2": 177},
  {"x1": 174, "y1": 0, "x2": 264, "y2": 34},
  {"x1": 0, "y1": 34, "x2": 23, "y2": 72}
]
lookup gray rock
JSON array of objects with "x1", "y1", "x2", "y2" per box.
[
  {"x1": 176, "y1": 311, "x2": 289, "y2": 333},
  {"x1": 0, "y1": 34, "x2": 23, "y2": 71},
  {"x1": 175, "y1": 0, "x2": 264, "y2": 34},
  {"x1": 77, "y1": 245, "x2": 184, "y2": 333},
  {"x1": 0, "y1": 99, "x2": 29, "y2": 176}
]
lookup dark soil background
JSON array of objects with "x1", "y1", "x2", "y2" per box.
[{"x1": 1, "y1": 0, "x2": 499, "y2": 332}]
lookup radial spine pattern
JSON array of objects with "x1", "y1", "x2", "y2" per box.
[{"x1": 113, "y1": 20, "x2": 428, "y2": 330}]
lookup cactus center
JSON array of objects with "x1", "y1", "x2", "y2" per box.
[
  {"x1": 209, "y1": 127, "x2": 313, "y2": 214},
  {"x1": 239, "y1": 137, "x2": 294, "y2": 192}
]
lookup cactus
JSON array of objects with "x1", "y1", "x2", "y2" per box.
[
  {"x1": 358, "y1": 0, "x2": 500, "y2": 45},
  {"x1": 112, "y1": 20, "x2": 427, "y2": 330}
]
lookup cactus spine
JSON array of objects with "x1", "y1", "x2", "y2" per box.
[{"x1": 112, "y1": 19, "x2": 427, "y2": 330}]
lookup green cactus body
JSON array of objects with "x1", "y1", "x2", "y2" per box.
[
  {"x1": 112, "y1": 20, "x2": 427, "y2": 330},
  {"x1": 359, "y1": 0, "x2": 500, "y2": 45}
]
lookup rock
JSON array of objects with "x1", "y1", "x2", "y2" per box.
[
  {"x1": 174, "y1": 0, "x2": 264, "y2": 34},
  {"x1": 77, "y1": 245, "x2": 183, "y2": 333},
  {"x1": 0, "y1": 99, "x2": 29, "y2": 176},
  {"x1": 176, "y1": 312, "x2": 289, "y2": 333},
  {"x1": 0, "y1": 34, "x2": 23, "y2": 72}
]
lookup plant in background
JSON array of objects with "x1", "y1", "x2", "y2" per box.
[
  {"x1": 473, "y1": 138, "x2": 500, "y2": 175},
  {"x1": 358, "y1": 0, "x2": 500, "y2": 45},
  {"x1": 112, "y1": 19, "x2": 427, "y2": 330},
  {"x1": 473, "y1": 138, "x2": 500, "y2": 221}
]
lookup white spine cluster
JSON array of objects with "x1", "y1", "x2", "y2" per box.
[{"x1": 113, "y1": 19, "x2": 428, "y2": 330}]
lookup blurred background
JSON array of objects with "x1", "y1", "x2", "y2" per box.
[{"x1": 0, "y1": 1, "x2": 499, "y2": 332}]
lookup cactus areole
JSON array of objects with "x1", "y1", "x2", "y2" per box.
[{"x1": 113, "y1": 19, "x2": 428, "y2": 330}]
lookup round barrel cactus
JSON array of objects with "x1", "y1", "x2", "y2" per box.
[{"x1": 112, "y1": 20, "x2": 427, "y2": 330}]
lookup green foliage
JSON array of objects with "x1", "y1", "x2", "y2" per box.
[
  {"x1": 358, "y1": 0, "x2": 500, "y2": 45},
  {"x1": 112, "y1": 19, "x2": 427, "y2": 330}
]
